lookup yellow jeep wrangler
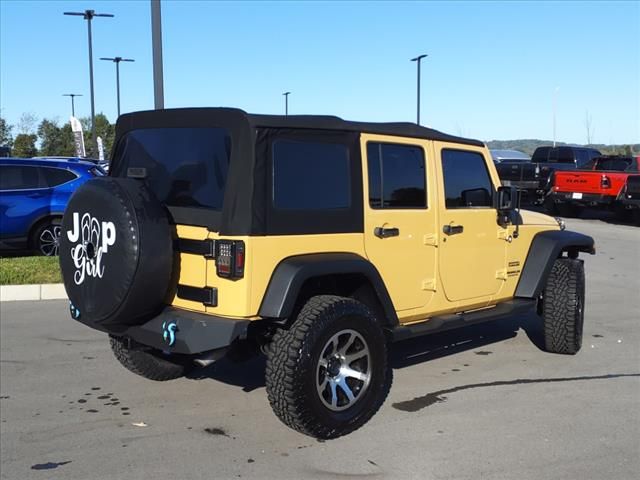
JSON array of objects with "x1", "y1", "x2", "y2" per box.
[{"x1": 59, "y1": 108, "x2": 594, "y2": 439}]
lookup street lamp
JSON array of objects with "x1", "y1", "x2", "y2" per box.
[
  {"x1": 283, "y1": 92, "x2": 291, "y2": 116},
  {"x1": 62, "y1": 93, "x2": 83, "y2": 117},
  {"x1": 100, "y1": 57, "x2": 135, "y2": 117},
  {"x1": 64, "y1": 9, "x2": 114, "y2": 155},
  {"x1": 410, "y1": 54, "x2": 428, "y2": 125},
  {"x1": 553, "y1": 86, "x2": 560, "y2": 147}
]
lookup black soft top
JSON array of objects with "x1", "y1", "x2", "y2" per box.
[
  {"x1": 115, "y1": 107, "x2": 483, "y2": 147},
  {"x1": 112, "y1": 108, "x2": 484, "y2": 235}
]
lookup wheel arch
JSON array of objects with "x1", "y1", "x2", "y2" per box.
[
  {"x1": 515, "y1": 230, "x2": 595, "y2": 299},
  {"x1": 258, "y1": 253, "x2": 398, "y2": 326}
]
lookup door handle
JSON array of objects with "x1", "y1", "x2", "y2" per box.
[
  {"x1": 374, "y1": 227, "x2": 399, "y2": 238},
  {"x1": 443, "y1": 224, "x2": 464, "y2": 236}
]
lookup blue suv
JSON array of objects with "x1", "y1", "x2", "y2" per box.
[{"x1": 0, "y1": 157, "x2": 104, "y2": 256}]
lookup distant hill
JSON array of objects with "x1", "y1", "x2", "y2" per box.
[{"x1": 486, "y1": 139, "x2": 639, "y2": 157}]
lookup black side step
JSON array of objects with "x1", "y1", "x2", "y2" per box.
[{"x1": 387, "y1": 299, "x2": 536, "y2": 343}]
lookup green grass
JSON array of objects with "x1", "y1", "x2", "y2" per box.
[{"x1": 0, "y1": 256, "x2": 62, "y2": 285}]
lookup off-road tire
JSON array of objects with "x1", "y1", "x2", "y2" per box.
[
  {"x1": 109, "y1": 335, "x2": 193, "y2": 381},
  {"x1": 542, "y1": 258, "x2": 585, "y2": 355},
  {"x1": 265, "y1": 295, "x2": 391, "y2": 439}
]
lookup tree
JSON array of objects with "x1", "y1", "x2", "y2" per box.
[
  {"x1": 17, "y1": 112, "x2": 38, "y2": 135},
  {"x1": 584, "y1": 111, "x2": 594, "y2": 145},
  {"x1": 37, "y1": 118, "x2": 75, "y2": 156},
  {"x1": 80, "y1": 113, "x2": 115, "y2": 159},
  {"x1": 12, "y1": 134, "x2": 38, "y2": 157},
  {"x1": 0, "y1": 116, "x2": 13, "y2": 148}
]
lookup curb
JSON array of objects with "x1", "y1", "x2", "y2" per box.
[{"x1": 0, "y1": 284, "x2": 68, "y2": 302}]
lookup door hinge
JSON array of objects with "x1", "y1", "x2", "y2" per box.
[
  {"x1": 423, "y1": 234, "x2": 438, "y2": 246},
  {"x1": 422, "y1": 279, "x2": 436, "y2": 291},
  {"x1": 495, "y1": 269, "x2": 508, "y2": 281}
]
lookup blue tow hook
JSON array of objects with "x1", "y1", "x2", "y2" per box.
[
  {"x1": 69, "y1": 302, "x2": 81, "y2": 320},
  {"x1": 162, "y1": 321, "x2": 178, "y2": 347}
]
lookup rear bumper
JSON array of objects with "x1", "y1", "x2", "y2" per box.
[
  {"x1": 76, "y1": 306, "x2": 250, "y2": 355},
  {"x1": 621, "y1": 197, "x2": 640, "y2": 209},
  {"x1": 548, "y1": 191, "x2": 616, "y2": 206}
]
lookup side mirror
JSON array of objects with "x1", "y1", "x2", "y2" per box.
[{"x1": 496, "y1": 185, "x2": 519, "y2": 213}]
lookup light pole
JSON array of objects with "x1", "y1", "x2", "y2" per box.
[
  {"x1": 553, "y1": 86, "x2": 560, "y2": 147},
  {"x1": 283, "y1": 92, "x2": 291, "y2": 116},
  {"x1": 62, "y1": 93, "x2": 83, "y2": 117},
  {"x1": 410, "y1": 54, "x2": 428, "y2": 125},
  {"x1": 64, "y1": 9, "x2": 113, "y2": 155},
  {"x1": 100, "y1": 57, "x2": 135, "y2": 117},
  {"x1": 151, "y1": 0, "x2": 164, "y2": 109}
]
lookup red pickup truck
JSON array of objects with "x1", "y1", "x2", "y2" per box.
[{"x1": 544, "y1": 155, "x2": 640, "y2": 217}]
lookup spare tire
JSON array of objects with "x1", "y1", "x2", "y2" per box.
[{"x1": 59, "y1": 177, "x2": 173, "y2": 329}]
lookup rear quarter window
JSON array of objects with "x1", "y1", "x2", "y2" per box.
[
  {"x1": 41, "y1": 167, "x2": 77, "y2": 187},
  {"x1": 272, "y1": 140, "x2": 350, "y2": 210}
]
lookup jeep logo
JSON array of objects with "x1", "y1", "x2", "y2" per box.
[{"x1": 66, "y1": 212, "x2": 116, "y2": 285}]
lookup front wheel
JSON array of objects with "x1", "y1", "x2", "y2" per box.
[
  {"x1": 265, "y1": 295, "x2": 391, "y2": 439},
  {"x1": 541, "y1": 258, "x2": 585, "y2": 355}
]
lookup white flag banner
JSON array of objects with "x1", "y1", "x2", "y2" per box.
[
  {"x1": 97, "y1": 136, "x2": 105, "y2": 161},
  {"x1": 70, "y1": 116, "x2": 86, "y2": 158}
]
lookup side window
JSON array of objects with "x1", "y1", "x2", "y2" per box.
[
  {"x1": 441, "y1": 150, "x2": 494, "y2": 208},
  {"x1": 557, "y1": 147, "x2": 574, "y2": 163},
  {"x1": 41, "y1": 167, "x2": 77, "y2": 187},
  {"x1": 273, "y1": 140, "x2": 350, "y2": 210},
  {"x1": 0, "y1": 166, "x2": 42, "y2": 190},
  {"x1": 367, "y1": 143, "x2": 426, "y2": 208}
]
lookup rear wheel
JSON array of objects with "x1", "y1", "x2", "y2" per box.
[
  {"x1": 265, "y1": 295, "x2": 391, "y2": 439},
  {"x1": 109, "y1": 335, "x2": 194, "y2": 381},
  {"x1": 541, "y1": 258, "x2": 585, "y2": 355},
  {"x1": 30, "y1": 218, "x2": 62, "y2": 256}
]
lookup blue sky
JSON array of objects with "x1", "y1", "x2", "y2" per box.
[{"x1": 1, "y1": 0, "x2": 638, "y2": 144}]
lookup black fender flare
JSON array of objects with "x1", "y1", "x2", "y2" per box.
[
  {"x1": 515, "y1": 230, "x2": 595, "y2": 298},
  {"x1": 258, "y1": 253, "x2": 398, "y2": 325}
]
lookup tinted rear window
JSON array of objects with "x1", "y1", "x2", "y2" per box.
[
  {"x1": 42, "y1": 167, "x2": 77, "y2": 187},
  {"x1": 532, "y1": 147, "x2": 550, "y2": 162},
  {"x1": 594, "y1": 157, "x2": 634, "y2": 171},
  {"x1": 367, "y1": 143, "x2": 426, "y2": 208},
  {"x1": 272, "y1": 140, "x2": 350, "y2": 210},
  {"x1": 113, "y1": 128, "x2": 231, "y2": 209}
]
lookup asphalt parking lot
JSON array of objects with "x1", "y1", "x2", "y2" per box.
[{"x1": 1, "y1": 214, "x2": 639, "y2": 480}]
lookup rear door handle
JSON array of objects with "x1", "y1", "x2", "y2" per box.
[
  {"x1": 443, "y1": 224, "x2": 464, "y2": 235},
  {"x1": 374, "y1": 227, "x2": 399, "y2": 238}
]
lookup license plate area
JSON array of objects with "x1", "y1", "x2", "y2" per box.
[{"x1": 572, "y1": 192, "x2": 583, "y2": 199}]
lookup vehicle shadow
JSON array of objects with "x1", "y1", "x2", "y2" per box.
[{"x1": 189, "y1": 312, "x2": 545, "y2": 392}]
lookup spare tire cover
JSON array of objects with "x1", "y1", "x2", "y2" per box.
[{"x1": 59, "y1": 177, "x2": 173, "y2": 327}]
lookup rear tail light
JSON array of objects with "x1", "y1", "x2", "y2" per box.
[
  {"x1": 601, "y1": 175, "x2": 611, "y2": 189},
  {"x1": 215, "y1": 240, "x2": 245, "y2": 279}
]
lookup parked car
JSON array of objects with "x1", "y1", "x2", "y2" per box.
[
  {"x1": 59, "y1": 107, "x2": 593, "y2": 439},
  {"x1": 545, "y1": 155, "x2": 640, "y2": 217},
  {"x1": 0, "y1": 157, "x2": 105, "y2": 256},
  {"x1": 496, "y1": 145, "x2": 601, "y2": 204},
  {"x1": 619, "y1": 174, "x2": 640, "y2": 224},
  {"x1": 490, "y1": 149, "x2": 530, "y2": 163}
]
